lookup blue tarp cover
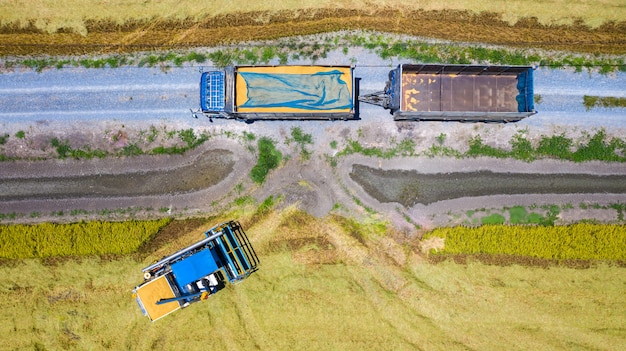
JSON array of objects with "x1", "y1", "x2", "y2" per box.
[{"x1": 239, "y1": 70, "x2": 352, "y2": 110}]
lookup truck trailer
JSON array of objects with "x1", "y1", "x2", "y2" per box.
[
  {"x1": 199, "y1": 65, "x2": 358, "y2": 121},
  {"x1": 361, "y1": 63, "x2": 536, "y2": 122},
  {"x1": 133, "y1": 220, "x2": 259, "y2": 322}
]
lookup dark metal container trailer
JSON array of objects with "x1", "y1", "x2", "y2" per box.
[{"x1": 360, "y1": 64, "x2": 536, "y2": 122}]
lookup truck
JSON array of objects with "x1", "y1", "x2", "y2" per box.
[
  {"x1": 133, "y1": 220, "x2": 259, "y2": 322},
  {"x1": 360, "y1": 63, "x2": 536, "y2": 122},
  {"x1": 198, "y1": 65, "x2": 358, "y2": 122}
]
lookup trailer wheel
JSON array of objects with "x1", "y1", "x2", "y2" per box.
[{"x1": 144, "y1": 272, "x2": 151, "y2": 280}]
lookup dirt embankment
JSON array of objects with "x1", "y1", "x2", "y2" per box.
[
  {"x1": 0, "y1": 149, "x2": 234, "y2": 201},
  {"x1": 2, "y1": 130, "x2": 626, "y2": 229},
  {"x1": 1, "y1": 8, "x2": 625, "y2": 56},
  {"x1": 0, "y1": 139, "x2": 256, "y2": 223},
  {"x1": 350, "y1": 165, "x2": 626, "y2": 207}
]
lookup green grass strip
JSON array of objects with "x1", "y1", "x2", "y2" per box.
[
  {"x1": 250, "y1": 137, "x2": 282, "y2": 184},
  {"x1": 426, "y1": 223, "x2": 626, "y2": 261},
  {"x1": 10, "y1": 33, "x2": 626, "y2": 73},
  {"x1": 0, "y1": 218, "x2": 171, "y2": 259}
]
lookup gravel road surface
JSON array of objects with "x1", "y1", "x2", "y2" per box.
[{"x1": 1, "y1": 58, "x2": 625, "y2": 128}]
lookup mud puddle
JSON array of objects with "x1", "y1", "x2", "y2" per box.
[
  {"x1": 0, "y1": 150, "x2": 234, "y2": 201},
  {"x1": 350, "y1": 164, "x2": 626, "y2": 207}
]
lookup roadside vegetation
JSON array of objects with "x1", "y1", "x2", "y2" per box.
[
  {"x1": 1, "y1": 207, "x2": 624, "y2": 350},
  {"x1": 3, "y1": 31, "x2": 625, "y2": 74},
  {"x1": 330, "y1": 128, "x2": 626, "y2": 164},
  {"x1": 250, "y1": 137, "x2": 282, "y2": 184},
  {"x1": 583, "y1": 95, "x2": 626, "y2": 110},
  {"x1": 0, "y1": 126, "x2": 210, "y2": 161},
  {"x1": 284, "y1": 127, "x2": 314, "y2": 161},
  {"x1": 403, "y1": 199, "x2": 626, "y2": 231},
  {"x1": 466, "y1": 129, "x2": 626, "y2": 162},
  {"x1": 455, "y1": 204, "x2": 565, "y2": 227}
]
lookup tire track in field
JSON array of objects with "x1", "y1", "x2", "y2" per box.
[
  {"x1": 323, "y1": 221, "x2": 464, "y2": 349},
  {"x1": 231, "y1": 287, "x2": 275, "y2": 351}
]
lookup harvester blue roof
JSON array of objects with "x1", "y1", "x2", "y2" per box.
[{"x1": 170, "y1": 249, "x2": 219, "y2": 290}]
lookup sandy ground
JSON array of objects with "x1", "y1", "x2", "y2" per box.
[{"x1": 1, "y1": 117, "x2": 626, "y2": 232}]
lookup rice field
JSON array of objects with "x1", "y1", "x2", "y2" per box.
[
  {"x1": 0, "y1": 219, "x2": 171, "y2": 259},
  {"x1": 1, "y1": 1, "x2": 625, "y2": 56},
  {"x1": 0, "y1": 208, "x2": 624, "y2": 350},
  {"x1": 2, "y1": 0, "x2": 625, "y2": 32},
  {"x1": 426, "y1": 223, "x2": 626, "y2": 261},
  {"x1": 1, "y1": 1, "x2": 624, "y2": 349}
]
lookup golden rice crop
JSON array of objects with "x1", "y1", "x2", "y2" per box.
[
  {"x1": 2, "y1": 0, "x2": 625, "y2": 30},
  {"x1": 0, "y1": 218, "x2": 171, "y2": 259},
  {"x1": 426, "y1": 223, "x2": 626, "y2": 261},
  {"x1": 1, "y1": 211, "x2": 624, "y2": 350}
]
